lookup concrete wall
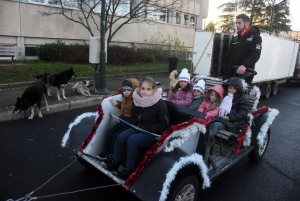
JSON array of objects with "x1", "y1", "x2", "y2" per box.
[{"x1": 0, "y1": 0, "x2": 205, "y2": 60}]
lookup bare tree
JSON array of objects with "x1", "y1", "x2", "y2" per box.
[{"x1": 40, "y1": 0, "x2": 186, "y2": 45}]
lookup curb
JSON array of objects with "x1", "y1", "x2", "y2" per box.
[{"x1": 0, "y1": 96, "x2": 103, "y2": 123}]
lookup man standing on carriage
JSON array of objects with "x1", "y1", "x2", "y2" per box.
[{"x1": 222, "y1": 13, "x2": 262, "y2": 84}]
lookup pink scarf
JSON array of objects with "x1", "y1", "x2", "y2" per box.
[
  {"x1": 133, "y1": 88, "x2": 162, "y2": 107},
  {"x1": 219, "y1": 93, "x2": 233, "y2": 117}
]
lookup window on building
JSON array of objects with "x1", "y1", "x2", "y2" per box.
[
  {"x1": 25, "y1": 46, "x2": 37, "y2": 57},
  {"x1": 158, "y1": 10, "x2": 167, "y2": 22},
  {"x1": 176, "y1": 13, "x2": 181, "y2": 25},
  {"x1": 190, "y1": 16, "x2": 195, "y2": 27},
  {"x1": 147, "y1": 7, "x2": 168, "y2": 22},
  {"x1": 115, "y1": 1, "x2": 130, "y2": 16},
  {"x1": 147, "y1": 6, "x2": 157, "y2": 21},
  {"x1": 184, "y1": 14, "x2": 189, "y2": 26}
]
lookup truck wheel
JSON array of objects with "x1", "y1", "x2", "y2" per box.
[
  {"x1": 167, "y1": 175, "x2": 199, "y2": 201},
  {"x1": 248, "y1": 129, "x2": 270, "y2": 162},
  {"x1": 271, "y1": 82, "x2": 279, "y2": 96},
  {"x1": 77, "y1": 156, "x2": 95, "y2": 169},
  {"x1": 262, "y1": 84, "x2": 271, "y2": 99}
]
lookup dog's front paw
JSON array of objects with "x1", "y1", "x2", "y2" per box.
[
  {"x1": 39, "y1": 114, "x2": 43, "y2": 117},
  {"x1": 28, "y1": 116, "x2": 34, "y2": 119},
  {"x1": 63, "y1": 97, "x2": 68, "y2": 100},
  {"x1": 46, "y1": 107, "x2": 49, "y2": 112}
]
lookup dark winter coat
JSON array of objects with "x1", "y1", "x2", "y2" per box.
[
  {"x1": 223, "y1": 26, "x2": 262, "y2": 83},
  {"x1": 188, "y1": 95, "x2": 205, "y2": 110},
  {"x1": 131, "y1": 99, "x2": 170, "y2": 135},
  {"x1": 212, "y1": 77, "x2": 249, "y2": 133}
]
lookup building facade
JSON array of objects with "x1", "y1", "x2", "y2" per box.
[{"x1": 0, "y1": 0, "x2": 208, "y2": 60}]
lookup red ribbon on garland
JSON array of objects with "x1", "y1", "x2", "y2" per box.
[
  {"x1": 233, "y1": 106, "x2": 269, "y2": 154},
  {"x1": 79, "y1": 104, "x2": 104, "y2": 151},
  {"x1": 78, "y1": 102, "x2": 270, "y2": 189},
  {"x1": 124, "y1": 117, "x2": 211, "y2": 190},
  {"x1": 125, "y1": 106, "x2": 270, "y2": 189}
]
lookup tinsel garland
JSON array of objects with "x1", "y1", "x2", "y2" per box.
[
  {"x1": 252, "y1": 105, "x2": 269, "y2": 116},
  {"x1": 79, "y1": 104, "x2": 104, "y2": 151},
  {"x1": 79, "y1": 90, "x2": 122, "y2": 151},
  {"x1": 256, "y1": 107, "x2": 279, "y2": 146},
  {"x1": 234, "y1": 123, "x2": 250, "y2": 154},
  {"x1": 234, "y1": 106, "x2": 269, "y2": 154},
  {"x1": 124, "y1": 117, "x2": 211, "y2": 190},
  {"x1": 61, "y1": 112, "x2": 98, "y2": 147},
  {"x1": 164, "y1": 123, "x2": 206, "y2": 152},
  {"x1": 158, "y1": 153, "x2": 211, "y2": 201},
  {"x1": 249, "y1": 86, "x2": 261, "y2": 111},
  {"x1": 234, "y1": 106, "x2": 270, "y2": 153}
]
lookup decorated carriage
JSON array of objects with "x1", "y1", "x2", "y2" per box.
[{"x1": 61, "y1": 78, "x2": 278, "y2": 201}]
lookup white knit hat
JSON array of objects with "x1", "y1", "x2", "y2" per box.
[
  {"x1": 193, "y1": 79, "x2": 205, "y2": 94},
  {"x1": 178, "y1": 68, "x2": 190, "y2": 83}
]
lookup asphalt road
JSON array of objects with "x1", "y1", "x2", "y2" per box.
[{"x1": 1, "y1": 82, "x2": 300, "y2": 201}]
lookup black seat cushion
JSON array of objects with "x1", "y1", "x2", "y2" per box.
[{"x1": 165, "y1": 101, "x2": 206, "y2": 125}]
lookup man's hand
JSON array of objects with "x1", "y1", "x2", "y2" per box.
[
  {"x1": 109, "y1": 98, "x2": 118, "y2": 106},
  {"x1": 236, "y1": 65, "x2": 246, "y2": 74}
]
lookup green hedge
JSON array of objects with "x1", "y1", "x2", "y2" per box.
[
  {"x1": 37, "y1": 41, "x2": 184, "y2": 64},
  {"x1": 37, "y1": 40, "x2": 89, "y2": 64}
]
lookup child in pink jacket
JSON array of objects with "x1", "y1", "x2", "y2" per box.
[
  {"x1": 197, "y1": 85, "x2": 224, "y2": 119},
  {"x1": 166, "y1": 68, "x2": 193, "y2": 106}
]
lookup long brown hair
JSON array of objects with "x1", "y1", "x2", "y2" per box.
[
  {"x1": 204, "y1": 90, "x2": 222, "y2": 106},
  {"x1": 172, "y1": 82, "x2": 192, "y2": 93}
]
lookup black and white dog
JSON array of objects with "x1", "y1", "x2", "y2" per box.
[
  {"x1": 13, "y1": 81, "x2": 49, "y2": 119},
  {"x1": 35, "y1": 67, "x2": 76, "y2": 100},
  {"x1": 72, "y1": 80, "x2": 93, "y2": 97}
]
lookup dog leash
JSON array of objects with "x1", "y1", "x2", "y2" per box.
[{"x1": 6, "y1": 156, "x2": 120, "y2": 201}]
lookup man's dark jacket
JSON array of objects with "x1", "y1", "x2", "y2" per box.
[{"x1": 223, "y1": 26, "x2": 262, "y2": 83}]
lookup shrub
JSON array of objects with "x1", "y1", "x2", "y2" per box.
[{"x1": 37, "y1": 40, "x2": 89, "y2": 64}]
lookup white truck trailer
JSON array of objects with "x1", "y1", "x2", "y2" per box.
[{"x1": 192, "y1": 31, "x2": 300, "y2": 98}]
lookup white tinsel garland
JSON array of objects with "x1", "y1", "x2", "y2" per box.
[
  {"x1": 256, "y1": 108, "x2": 279, "y2": 146},
  {"x1": 249, "y1": 86, "x2": 261, "y2": 110},
  {"x1": 243, "y1": 113, "x2": 254, "y2": 146},
  {"x1": 241, "y1": 79, "x2": 249, "y2": 92},
  {"x1": 164, "y1": 123, "x2": 206, "y2": 152},
  {"x1": 61, "y1": 112, "x2": 98, "y2": 147},
  {"x1": 159, "y1": 153, "x2": 210, "y2": 201}
]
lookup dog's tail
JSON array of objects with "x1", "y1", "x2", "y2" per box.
[{"x1": 169, "y1": 70, "x2": 178, "y2": 89}]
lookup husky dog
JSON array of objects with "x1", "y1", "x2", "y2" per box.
[
  {"x1": 72, "y1": 80, "x2": 93, "y2": 97},
  {"x1": 169, "y1": 70, "x2": 178, "y2": 91},
  {"x1": 35, "y1": 67, "x2": 76, "y2": 100},
  {"x1": 13, "y1": 81, "x2": 49, "y2": 119}
]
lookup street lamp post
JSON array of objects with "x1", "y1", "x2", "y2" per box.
[{"x1": 95, "y1": 0, "x2": 109, "y2": 93}]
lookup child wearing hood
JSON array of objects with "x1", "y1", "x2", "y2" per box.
[
  {"x1": 209, "y1": 77, "x2": 249, "y2": 137},
  {"x1": 97, "y1": 78, "x2": 139, "y2": 161},
  {"x1": 166, "y1": 68, "x2": 193, "y2": 106},
  {"x1": 197, "y1": 85, "x2": 224, "y2": 120},
  {"x1": 189, "y1": 79, "x2": 206, "y2": 110}
]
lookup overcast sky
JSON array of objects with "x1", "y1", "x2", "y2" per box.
[{"x1": 207, "y1": 0, "x2": 300, "y2": 31}]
